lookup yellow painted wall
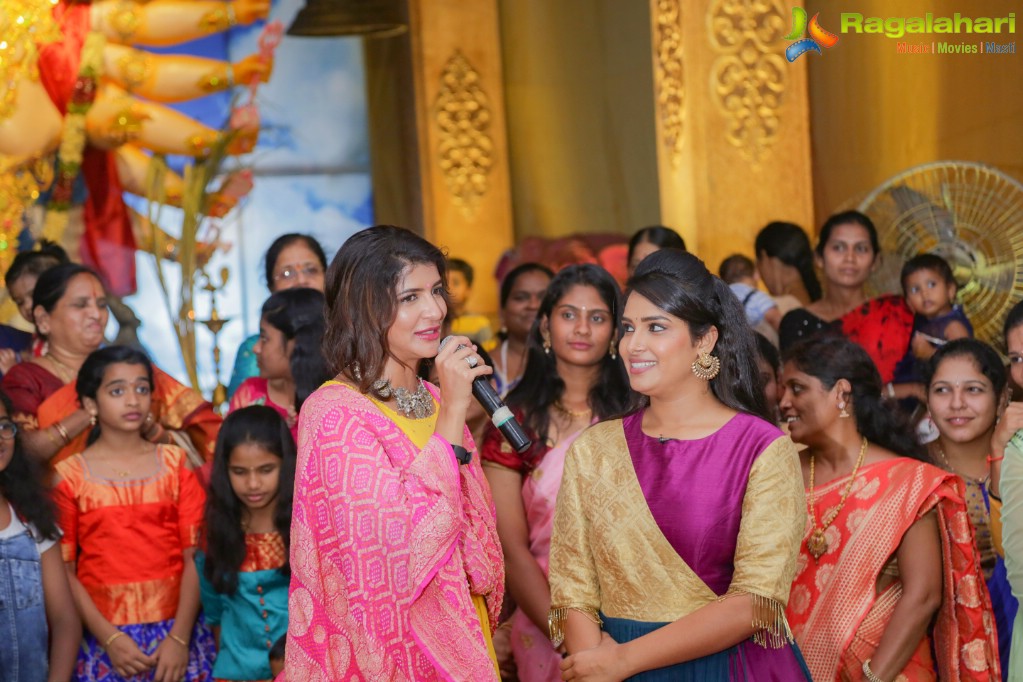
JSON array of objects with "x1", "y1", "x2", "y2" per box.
[
  {"x1": 498, "y1": 0, "x2": 662, "y2": 237},
  {"x1": 806, "y1": 0, "x2": 1023, "y2": 222}
]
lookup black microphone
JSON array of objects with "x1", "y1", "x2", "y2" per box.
[{"x1": 439, "y1": 336, "x2": 532, "y2": 453}]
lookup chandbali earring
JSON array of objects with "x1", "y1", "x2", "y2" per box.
[
  {"x1": 838, "y1": 400, "x2": 850, "y2": 418},
  {"x1": 542, "y1": 333, "x2": 552, "y2": 355},
  {"x1": 691, "y1": 351, "x2": 720, "y2": 380},
  {"x1": 609, "y1": 338, "x2": 617, "y2": 360}
]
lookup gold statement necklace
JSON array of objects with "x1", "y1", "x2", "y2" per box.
[{"x1": 806, "y1": 437, "x2": 867, "y2": 560}]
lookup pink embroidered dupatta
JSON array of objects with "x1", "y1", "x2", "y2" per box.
[
  {"x1": 510, "y1": 427, "x2": 587, "y2": 682},
  {"x1": 281, "y1": 382, "x2": 503, "y2": 681}
]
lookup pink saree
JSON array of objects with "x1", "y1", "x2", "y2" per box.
[
  {"x1": 509, "y1": 428, "x2": 587, "y2": 682},
  {"x1": 281, "y1": 382, "x2": 503, "y2": 681}
]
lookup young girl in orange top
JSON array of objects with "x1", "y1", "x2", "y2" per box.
[{"x1": 53, "y1": 346, "x2": 214, "y2": 681}]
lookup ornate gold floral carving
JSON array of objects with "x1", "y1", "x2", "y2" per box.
[
  {"x1": 707, "y1": 0, "x2": 788, "y2": 163},
  {"x1": 433, "y1": 51, "x2": 493, "y2": 215},
  {"x1": 654, "y1": 0, "x2": 685, "y2": 168}
]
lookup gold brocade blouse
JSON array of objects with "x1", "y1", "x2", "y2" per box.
[{"x1": 547, "y1": 419, "x2": 805, "y2": 647}]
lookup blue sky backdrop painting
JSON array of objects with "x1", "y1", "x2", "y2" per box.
[{"x1": 124, "y1": 0, "x2": 373, "y2": 394}]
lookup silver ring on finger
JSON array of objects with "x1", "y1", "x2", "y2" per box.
[{"x1": 465, "y1": 355, "x2": 479, "y2": 368}]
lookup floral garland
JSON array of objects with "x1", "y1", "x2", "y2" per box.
[{"x1": 41, "y1": 30, "x2": 106, "y2": 244}]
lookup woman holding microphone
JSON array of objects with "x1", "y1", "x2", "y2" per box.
[{"x1": 281, "y1": 225, "x2": 504, "y2": 680}]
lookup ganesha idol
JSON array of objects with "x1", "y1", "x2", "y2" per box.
[{"x1": 0, "y1": 0, "x2": 274, "y2": 301}]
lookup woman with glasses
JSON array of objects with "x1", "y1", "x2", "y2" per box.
[{"x1": 226, "y1": 233, "x2": 328, "y2": 400}]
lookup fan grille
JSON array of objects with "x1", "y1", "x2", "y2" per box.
[{"x1": 858, "y1": 162, "x2": 1023, "y2": 348}]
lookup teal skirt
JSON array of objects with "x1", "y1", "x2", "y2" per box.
[{"x1": 601, "y1": 613, "x2": 811, "y2": 681}]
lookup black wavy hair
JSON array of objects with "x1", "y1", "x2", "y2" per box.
[
  {"x1": 506, "y1": 264, "x2": 639, "y2": 459},
  {"x1": 627, "y1": 226, "x2": 687, "y2": 263},
  {"x1": 754, "y1": 221, "x2": 822, "y2": 301},
  {"x1": 1005, "y1": 299, "x2": 1023, "y2": 341},
  {"x1": 4, "y1": 240, "x2": 70, "y2": 289},
  {"x1": 493, "y1": 262, "x2": 554, "y2": 343},
  {"x1": 0, "y1": 390, "x2": 60, "y2": 542},
  {"x1": 627, "y1": 249, "x2": 773, "y2": 423},
  {"x1": 322, "y1": 225, "x2": 448, "y2": 393},
  {"x1": 783, "y1": 336, "x2": 927, "y2": 460},
  {"x1": 816, "y1": 210, "x2": 880, "y2": 259},
  {"x1": 260, "y1": 288, "x2": 330, "y2": 412},
  {"x1": 32, "y1": 263, "x2": 105, "y2": 338},
  {"x1": 754, "y1": 331, "x2": 780, "y2": 373},
  {"x1": 76, "y1": 346, "x2": 154, "y2": 446},
  {"x1": 924, "y1": 338, "x2": 1007, "y2": 397},
  {"x1": 264, "y1": 233, "x2": 328, "y2": 292},
  {"x1": 203, "y1": 405, "x2": 296, "y2": 595},
  {"x1": 900, "y1": 253, "x2": 957, "y2": 291}
]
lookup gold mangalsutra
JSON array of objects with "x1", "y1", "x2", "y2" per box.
[
  {"x1": 806, "y1": 437, "x2": 867, "y2": 560},
  {"x1": 935, "y1": 447, "x2": 989, "y2": 486},
  {"x1": 45, "y1": 352, "x2": 78, "y2": 384}
]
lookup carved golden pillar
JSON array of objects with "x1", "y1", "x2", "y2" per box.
[
  {"x1": 405, "y1": 0, "x2": 515, "y2": 316},
  {"x1": 650, "y1": 0, "x2": 814, "y2": 270}
]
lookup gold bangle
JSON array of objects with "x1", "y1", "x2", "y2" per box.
[
  {"x1": 53, "y1": 421, "x2": 70, "y2": 445},
  {"x1": 103, "y1": 631, "x2": 125, "y2": 649},
  {"x1": 168, "y1": 633, "x2": 189, "y2": 648}
]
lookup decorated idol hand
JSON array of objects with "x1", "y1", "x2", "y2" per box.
[
  {"x1": 233, "y1": 54, "x2": 273, "y2": 86},
  {"x1": 560, "y1": 632, "x2": 627, "y2": 682},
  {"x1": 86, "y1": 105, "x2": 151, "y2": 150},
  {"x1": 231, "y1": 0, "x2": 271, "y2": 25}
]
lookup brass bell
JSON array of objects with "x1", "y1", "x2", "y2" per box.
[{"x1": 287, "y1": 0, "x2": 408, "y2": 38}]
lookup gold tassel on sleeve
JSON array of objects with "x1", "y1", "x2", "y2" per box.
[
  {"x1": 719, "y1": 591, "x2": 793, "y2": 649},
  {"x1": 548, "y1": 606, "x2": 603, "y2": 648}
]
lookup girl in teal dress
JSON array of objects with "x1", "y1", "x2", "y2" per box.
[{"x1": 197, "y1": 406, "x2": 295, "y2": 681}]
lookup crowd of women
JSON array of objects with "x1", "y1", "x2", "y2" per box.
[{"x1": 1, "y1": 213, "x2": 1022, "y2": 681}]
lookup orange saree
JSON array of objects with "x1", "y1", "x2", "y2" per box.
[
  {"x1": 787, "y1": 457, "x2": 999, "y2": 681},
  {"x1": 38, "y1": 365, "x2": 221, "y2": 469}
]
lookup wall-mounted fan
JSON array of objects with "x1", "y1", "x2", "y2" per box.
[{"x1": 858, "y1": 161, "x2": 1023, "y2": 347}]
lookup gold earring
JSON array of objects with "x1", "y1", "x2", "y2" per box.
[
  {"x1": 609, "y1": 338, "x2": 617, "y2": 360},
  {"x1": 838, "y1": 401, "x2": 850, "y2": 418},
  {"x1": 691, "y1": 352, "x2": 720, "y2": 380},
  {"x1": 542, "y1": 333, "x2": 551, "y2": 355}
]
